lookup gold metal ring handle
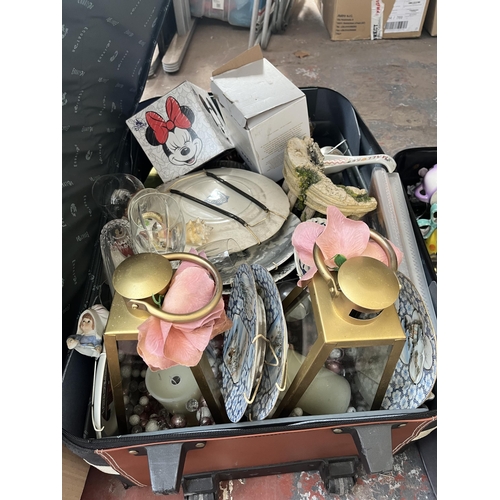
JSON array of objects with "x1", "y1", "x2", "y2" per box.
[
  {"x1": 313, "y1": 229, "x2": 397, "y2": 292},
  {"x1": 128, "y1": 252, "x2": 223, "y2": 323},
  {"x1": 367, "y1": 230, "x2": 398, "y2": 272},
  {"x1": 313, "y1": 244, "x2": 340, "y2": 297}
]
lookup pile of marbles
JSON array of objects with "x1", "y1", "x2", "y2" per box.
[{"x1": 119, "y1": 351, "x2": 215, "y2": 434}]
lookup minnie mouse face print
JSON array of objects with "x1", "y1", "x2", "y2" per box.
[
  {"x1": 127, "y1": 83, "x2": 234, "y2": 183},
  {"x1": 145, "y1": 96, "x2": 203, "y2": 168}
]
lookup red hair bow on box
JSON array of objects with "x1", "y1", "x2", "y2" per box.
[{"x1": 145, "y1": 96, "x2": 192, "y2": 144}]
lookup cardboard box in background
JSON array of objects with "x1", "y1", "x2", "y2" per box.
[
  {"x1": 210, "y1": 46, "x2": 310, "y2": 182},
  {"x1": 424, "y1": 0, "x2": 437, "y2": 36},
  {"x1": 384, "y1": 0, "x2": 430, "y2": 39},
  {"x1": 62, "y1": 444, "x2": 90, "y2": 500},
  {"x1": 316, "y1": 0, "x2": 430, "y2": 41}
]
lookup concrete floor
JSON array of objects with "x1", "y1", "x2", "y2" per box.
[
  {"x1": 142, "y1": 1, "x2": 437, "y2": 159},
  {"x1": 80, "y1": 2, "x2": 437, "y2": 498}
]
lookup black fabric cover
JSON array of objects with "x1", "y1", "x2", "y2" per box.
[{"x1": 62, "y1": 0, "x2": 172, "y2": 360}]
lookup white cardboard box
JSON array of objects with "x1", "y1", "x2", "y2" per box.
[
  {"x1": 210, "y1": 46, "x2": 310, "y2": 182},
  {"x1": 127, "y1": 81, "x2": 233, "y2": 183}
]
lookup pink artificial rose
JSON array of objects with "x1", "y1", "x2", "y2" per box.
[
  {"x1": 137, "y1": 252, "x2": 231, "y2": 371},
  {"x1": 292, "y1": 205, "x2": 403, "y2": 287}
]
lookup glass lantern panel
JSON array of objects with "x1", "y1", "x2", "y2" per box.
[{"x1": 343, "y1": 345, "x2": 392, "y2": 410}]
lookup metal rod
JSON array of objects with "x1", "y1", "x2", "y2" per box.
[{"x1": 248, "y1": 0, "x2": 261, "y2": 48}]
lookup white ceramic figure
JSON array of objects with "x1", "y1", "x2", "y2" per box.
[{"x1": 66, "y1": 304, "x2": 109, "y2": 358}]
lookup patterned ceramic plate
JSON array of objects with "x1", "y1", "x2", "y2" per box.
[
  {"x1": 248, "y1": 264, "x2": 288, "y2": 421},
  {"x1": 221, "y1": 264, "x2": 258, "y2": 423},
  {"x1": 381, "y1": 271, "x2": 437, "y2": 410},
  {"x1": 216, "y1": 213, "x2": 300, "y2": 288},
  {"x1": 270, "y1": 255, "x2": 297, "y2": 283}
]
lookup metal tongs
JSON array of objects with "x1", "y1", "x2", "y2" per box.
[{"x1": 320, "y1": 146, "x2": 397, "y2": 175}]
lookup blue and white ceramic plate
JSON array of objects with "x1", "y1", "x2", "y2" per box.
[
  {"x1": 221, "y1": 264, "x2": 258, "y2": 423},
  {"x1": 381, "y1": 271, "x2": 437, "y2": 410},
  {"x1": 248, "y1": 264, "x2": 288, "y2": 421}
]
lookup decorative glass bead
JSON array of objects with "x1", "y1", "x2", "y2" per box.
[
  {"x1": 199, "y1": 416, "x2": 214, "y2": 426},
  {"x1": 158, "y1": 408, "x2": 170, "y2": 419},
  {"x1": 121, "y1": 364, "x2": 132, "y2": 379},
  {"x1": 325, "y1": 359, "x2": 344, "y2": 375},
  {"x1": 196, "y1": 406, "x2": 212, "y2": 422},
  {"x1": 129, "y1": 414, "x2": 140, "y2": 426},
  {"x1": 186, "y1": 398, "x2": 199, "y2": 413},
  {"x1": 288, "y1": 407, "x2": 303, "y2": 417},
  {"x1": 171, "y1": 414, "x2": 186, "y2": 428},
  {"x1": 145, "y1": 419, "x2": 160, "y2": 432},
  {"x1": 125, "y1": 403, "x2": 134, "y2": 416},
  {"x1": 329, "y1": 348, "x2": 344, "y2": 360}
]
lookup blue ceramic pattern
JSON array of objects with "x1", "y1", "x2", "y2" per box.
[
  {"x1": 249, "y1": 264, "x2": 288, "y2": 421},
  {"x1": 221, "y1": 264, "x2": 257, "y2": 422},
  {"x1": 381, "y1": 272, "x2": 437, "y2": 410}
]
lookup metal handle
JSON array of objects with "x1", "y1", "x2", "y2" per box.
[
  {"x1": 313, "y1": 229, "x2": 398, "y2": 294},
  {"x1": 128, "y1": 252, "x2": 223, "y2": 323}
]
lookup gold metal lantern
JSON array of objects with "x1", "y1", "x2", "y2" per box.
[
  {"x1": 103, "y1": 252, "x2": 228, "y2": 434},
  {"x1": 275, "y1": 230, "x2": 406, "y2": 417}
]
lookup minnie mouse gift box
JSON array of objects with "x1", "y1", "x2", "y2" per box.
[{"x1": 126, "y1": 81, "x2": 234, "y2": 183}]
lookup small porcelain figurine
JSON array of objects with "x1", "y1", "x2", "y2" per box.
[{"x1": 66, "y1": 304, "x2": 109, "y2": 358}]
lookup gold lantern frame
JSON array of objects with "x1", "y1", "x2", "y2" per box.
[
  {"x1": 104, "y1": 252, "x2": 228, "y2": 434},
  {"x1": 275, "y1": 230, "x2": 406, "y2": 417}
]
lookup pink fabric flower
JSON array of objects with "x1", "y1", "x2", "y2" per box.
[
  {"x1": 137, "y1": 250, "x2": 232, "y2": 371},
  {"x1": 292, "y1": 206, "x2": 403, "y2": 287}
]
